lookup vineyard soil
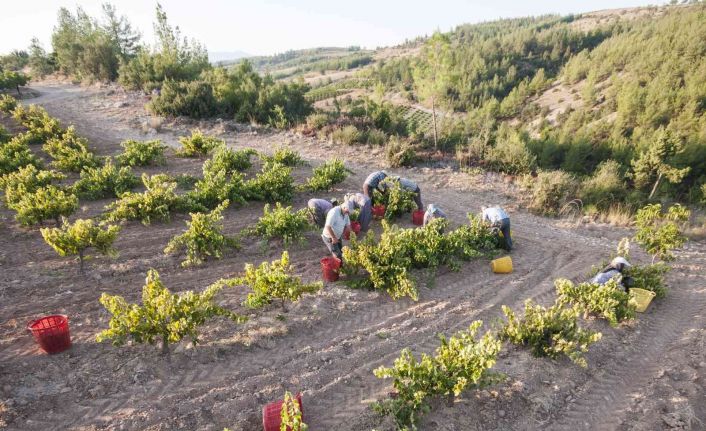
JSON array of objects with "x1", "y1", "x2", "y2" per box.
[{"x1": 1, "y1": 80, "x2": 705, "y2": 430}]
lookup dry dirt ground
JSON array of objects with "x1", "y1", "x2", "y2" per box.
[{"x1": 1, "y1": 81, "x2": 705, "y2": 431}]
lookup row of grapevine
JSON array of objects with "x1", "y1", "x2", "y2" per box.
[{"x1": 373, "y1": 227, "x2": 684, "y2": 428}]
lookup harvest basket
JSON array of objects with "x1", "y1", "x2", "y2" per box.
[{"x1": 27, "y1": 315, "x2": 71, "y2": 354}]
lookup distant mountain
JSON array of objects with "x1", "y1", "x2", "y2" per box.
[{"x1": 208, "y1": 51, "x2": 252, "y2": 64}]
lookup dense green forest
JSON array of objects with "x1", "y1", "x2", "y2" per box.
[{"x1": 2, "y1": 2, "x2": 705, "y2": 213}]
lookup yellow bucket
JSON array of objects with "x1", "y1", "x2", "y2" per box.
[
  {"x1": 491, "y1": 256, "x2": 513, "y2": 274},
  {"x1": 630, "y1": 288, "x2": 656, "y2": 313}
]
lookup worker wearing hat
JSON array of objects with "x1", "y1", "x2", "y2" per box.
[
  {"x1": 591, "y1": 256, "x2": 635, "y2": 291},
  {"x1": 423, "y1": 204, "x2": 446, "y2": 226}
]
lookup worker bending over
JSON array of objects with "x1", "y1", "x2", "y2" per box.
[
  {"x1": 345, "y1": 193, "x2": 372, "y2": 232},
  {"x1": 481, "y1": 206, "x2": 512, "y2": 251},
  {"x1": 423, "y1": 204, "x2": 446, "y2": 226},
  {"x1": 322, "y1": 202, "x2": 352, "y2": 260},
  {"x1": 307, "y1": 198, "x2": 338, "y2": 228},
  {"x1": 591, "y1": 256, "x2": 634, "y2": 291},
  {"x1": 363, "y1": 170, "x2": 388, "y2": 203}
]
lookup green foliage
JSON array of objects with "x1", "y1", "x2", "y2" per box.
[
  {"x1": 0, "y1": 70, "x2": 29, "y2": 92},
  {"x1": 374, "y1": 178, "x2": 417, "y2": 220},
  {"x1": 343, "y1": 218, "x2": 497, "y2": 300},
  {"x1": 304, "y1": 158, "x2": 347, "y2": 192},
  {"x1": 0, "y1": 165, "x2": 65, "y2": 206},
  {"x1": 244, "y1": 162, "x2": 295, "y2": 202},
  {"x1": 8, "y1": 185, "x2": 78, "y2": 226},
  {"x1": 625, "y1": 263, "x2": 669, "y2": 299},
  {"x1": 52, "y1": 5, "x2": 140, "y2": 81},
  {"x1": 176, "y1": 130, "x2": 222, "y2": 157},
  {"x1": 280, "y1": 392, "x2": 307, "y2": 431},
  {"x1": 11, "y1": 104, "x2": 63, "y2": 143},
  {"x1": 96, "y1": 269, "x2": 245, "y2": 354},
  {"x1": 188, "y1": 169, "x2": 247, "y2": 210},
  {"x1": 331, "y1": 125, "x2": 363, "y2": 145},
  {"x1": 0, "y1": 94, "x2": 18, "y2": 113},
  {"x1": 41, "y1": 218, "x2": 120, "y2": 272},
  {"x1": 104, "y1": 173, "x2": 188, "y2": 224},
  {"x1": 634, "y1": 203, "x2": 690, "y2": 262},
  {"x1": 555, "y1": 278, "x2": 635, "y2": 327},
  {"x1": 116, "y1": 139, "x2": 166, "y2": 167},
  {"x1": 164, "y1": 201, "x2": 237, "y2": 267},
  {"x1": 28, "y1": 37, "x2": 55, "y2": 78},
  {"x1": 247, "y1": 203, "x2": 312, "y2": 245},
  {"x1": 203, "y1": 146, "x2": 257, "y2": 176},
  {"x1": 261, "y1": 147, "x2": 303, "y2": 167},
  {"x1": 118, "y1": 4, "x2": 208, "y2": 90},
  {"x1": 631, "y1": 129, "x2": 690, "y2": 199},
  {"x1": 0, "y1": 133, "x2": 43, "y2": 176},
  {"x1": 580, "y1": 160, "x2": 626, "y2": 209},
  {"x1": 224, "y1": 251, "x2": 322, "y2": 309},
  {"x1": 521, "y1": 170, "x2": 578, "y2": 216},
  {"x1": 386, "y1": 137, "x2": 416, "y2": 168},
  {"x1": 485, "y1": 128, "x2": 536, "y2": 175},
  {"x1": 72, "y1": 158, "x2": 138, "y2": 199},
  {"x1": 500, "y1": 300, "x2": 602, "y2": 367},
  {"x1": 373, "y1": 321, "x2": 502, "y2": 428},
  {"x1": 43, "y1": 126, "x2": 100, "y2": 172}
]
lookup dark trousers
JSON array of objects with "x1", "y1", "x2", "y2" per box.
[
  {"x1": 412, "y1": 187, "x2": 423, "y2": 211},
  {"x1": 322, "y1": 235, "x2": 343, "y2": 259},
  {"x1": 499, "y1": 218, "x2": 512, "y2": 251}
]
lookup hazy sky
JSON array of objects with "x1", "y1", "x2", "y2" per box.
[{"x1": 1, "y1": 0, "x2": 661, "y2": 55}]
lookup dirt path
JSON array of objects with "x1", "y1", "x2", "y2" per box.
[{"x1": 1, "y1": 82, "x2": 704, "y2": 431}]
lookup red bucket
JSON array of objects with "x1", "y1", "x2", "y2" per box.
[
  {"x1": 412, "y1": 210, "x2": 424, "y2": 226},
  {"x1": 320, "y1": 257, "x2": 342, "y2": 282},
  {"x1": 27, "y1": 315, "x2": 71, "y2": 354},
  {"x1": 263, "y1": 393, "x2": 303, "y2": 431},
  {"x1": 372, "y1": 204, "x2": 386, "y2": 219},
  {"x1": 343, "y1": 221, "x2": 361, "y2": 240}
]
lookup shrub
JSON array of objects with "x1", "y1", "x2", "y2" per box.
[
  {"x1": 164, "y1": 201, "x2": 238, "y2": 267},
  {"x1": 365, "y1": 128, "x2": 387, "y2": 146},
  {"x1": 176, "y1": 130, "x2": 222, "y2": 157},
  {"x1": 555, "y1": 278, "x2": 635, "y2": 327},
  {"x1": 245, "y1": 162, "x2": 295, "y2": 202},
  {"x1": 223, "y1": 251, "x2": 322, "y2": 309},
  {"x1": 0, "y1": 94, "x2": 17, "y2": 113},
  {"x1": 8, "y1": 185, "x2": 78, "y2": 226},
  {"x1": 116, "y1": 139, "x2": 167, "y2": 167},
  {"x1": 97, "y1": 269, "x2": 246, "y2": 355},
  {"x1": 202, "y1": 146, "x2": 257, "y2": 176},
  {"x1": 260, "y1": 146, "x2": 303, "y2": 167},
  {"x1": 580, "y1": 160, "x2": 626, "y2": 210},
  {"x1": 634, "y1": 203, "x2": 690, "y2": 263},
  {"x1": 331, "y1": 125, "x2": 362, "y2": 145},
  {"x1": 0, "y1": 134, "x2": 43, "y2": 176},
  {"x1": 104, "y1": 174, "x2": 188, "y2": 224},
  {"x1": 625, "y1": 263, "x2": 669, "y2": 299},
  {"x1": 43, "y1": 126, "x2": 101, "y2": 172},
  {"x1": 0, "y1": 126, "x2": 9, "y2": 143},
  {"x1": 500, "y1": 300, "x2": 602, "y2": 367},
  {"x1": 0, "y1": 165, "x2": 65, "y2": 206},
  {"x1": 305, "y1": 112, "x2": 330, "y2": 130},
  {"x1": 522, "y1": 170, "x2": 578, "y2": 216},
  {"x1": 12, "y1": 104, "x2": 63, "y2": 143},
  {"x1": 41, "y1": 218, "x2": 120, "y2": 273},
  {"x1": 246, "y1": 203, "x2": 312, "y2": 246},
  {"x1": 280, "y1": 392, "x2": 307, "y2": 431},
  {"x1": 188, "y1": 169, "x2": 247, "y2": 210},
  {"x1": 374, "y1": 177, "x2": 417, "y2": 220},
  {"x1": 386, "y1": 137, "x2": 416, "y2": 168},
  {"x1": 72, "y1": 158, "x2": 138, "y2": 200},
  {"x1": 148, "y1": 79, "x2": 218, "y2": 118},
  {"x1": 373, "y1": 321, "x2": 502, "y2": 428},
  {"x1": 304, "y1": 158, "x2": 347, "y2": 192},
  {"x1": 485, "y1": 132, "x2": 536, "y2": 175},
  {"x1": 343, "y1": 218, "x2": 497, "y2": 300}
]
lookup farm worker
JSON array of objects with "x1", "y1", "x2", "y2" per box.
[
  {"x1": 307, "y1": 198, "x2": 339, "y2": 228},
  {"x1": 363, "y1": 170, "x2": 388, "y2": 202},
  {"x1": 345, "y1": 193, "x2": 373, "y2": 232},
  {"x1": 322, "y1": 201, "x2": 353, "y2": 260},
  {"x1": 591, "y1": 256, "x2": 634, "y2": 291},
  {"x1": 386, "y1": 176, "x2": 423, "y2": 211},
  {"x1": 423, "y1": 204, "x2": 447, "y2": 226},
  {"x1": 481, "y1": 206, "x2": 512, "y2": 251}
]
